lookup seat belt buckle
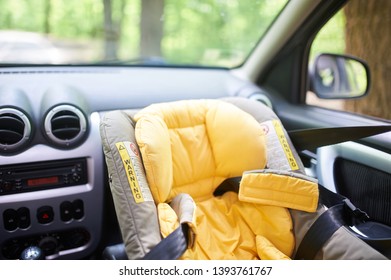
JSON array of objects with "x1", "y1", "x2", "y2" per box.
[{"x1": 343, "y1": 198, "x2": 370, "y2": 222}]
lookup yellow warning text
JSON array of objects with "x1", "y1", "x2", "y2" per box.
[
  {"x1": 272, "y1": 120, "x2": 299, "y2": 171},
  {"x1": 116, "y1": 142, "x2": 144, "y2": 203}
]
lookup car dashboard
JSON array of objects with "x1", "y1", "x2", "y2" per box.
[{"x1": 0, "y1": 66, "x2": 267, "y2": 259}]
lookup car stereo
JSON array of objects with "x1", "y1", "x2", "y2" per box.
[{"x1": 0, "y1": 158, "x2": 87, "y2": 195}]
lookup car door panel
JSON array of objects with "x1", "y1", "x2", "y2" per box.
[
  {"x1": 274, "y1": 102, "x2": 391, "y2": 226},
  {"x1": 317, "y1": 141, "x2": 391, "y2": 226}
]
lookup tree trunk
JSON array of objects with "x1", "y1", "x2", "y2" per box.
[
  {"x1": 103, "y1": 0, "x2": 118, "y2": 60},
  {"x1": 344, "y1": 0, "x2": 391, "y2": 119},
  {"x1": 44, "y1": 0, "x2": 51, "y2": 34},
  {"x1": 140, "y1": 0, "x2": 164, "y2": 57}
]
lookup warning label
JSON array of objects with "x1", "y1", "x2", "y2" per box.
[
  {"x1": 116, "y1": 141, "x2": 153, "y2": 203},
  {"x1": 261, "y1": 120, "x2": 299, "y2": 171}
]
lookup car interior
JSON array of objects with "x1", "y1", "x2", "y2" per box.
[{"x1": 0, "y1": 0, "x2": 390, "y2": 260}]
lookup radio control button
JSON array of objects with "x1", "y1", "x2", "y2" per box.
[
  {"x1": 17, "y1": 207, "x2": 30, "y2": 229},
  {"x1": 72, "y1": 200, "x2": 84, "y2": 220},
  {"x1": 3, "y1": 209, "x2": 18, "y2": 231},
  {"x1": 15, "y1": 179, "x2": 22, "y2": 190},
  {"x1": 60, "y1": 201, "x2": 73, "y2": 222},
  {"x1": 72, "y1": 173, "x2": 81, "y2": 182},
  {"x1": 37, "y1": 206, "x2": 54, "y2": 224},
  {"x1": 63, "y1": 174, "x2": 69, "y2": 184},
  {"x1": 3, "y1": 181, "x2": 12, "y2": 192}
]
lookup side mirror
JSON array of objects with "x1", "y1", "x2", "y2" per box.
[{"x1": 309, "y1": 53, "x2": 370, "y2": 99}]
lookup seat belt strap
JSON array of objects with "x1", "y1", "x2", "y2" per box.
[
  {"x1": 213, "y1": 177, "x2": 241, "y2": 196},
  {"x1": 142, "y1": 223, "x2": 189, "y2": 260},
  {"x1": 294, "y1": 203, "x2": 344, "y2": 260},
  {"x1": 294, "y1": 184, "x2": 372, "y2": 260},
  {"x1": 288, "y1": 125, "x2": 391, "y2": 151}
]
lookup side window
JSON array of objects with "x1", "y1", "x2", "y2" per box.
[{"x1": 306, "y1": 0, "x2": 390, "y2": 120}]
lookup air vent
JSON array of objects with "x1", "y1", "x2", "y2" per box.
[
  {"x1": 44, "y1": 105, "x2": 87, "y2": 147},
  {"x1": 249, "y1": 93, "x2": 273, "y2": 109},
  {"x1": 0, "y1": 108, "x2": 32, "y2": 152}
]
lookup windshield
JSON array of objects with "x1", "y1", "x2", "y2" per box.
[{"x1": 0, "y1": 0, "x2": 288, "y2": 68}]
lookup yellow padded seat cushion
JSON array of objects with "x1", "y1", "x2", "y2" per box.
[
  {"x1": 182, "y1": 192, "x2": 294, "y2": 259},
  {"x1": 134, "y1": 99, "x2": 266, "y2": 203},
  {"x1": 239, "y1": 171, "x2": 319, "y2": 212},
  {"x1": 134, "y1": 99, "x2": 300, "y2": 259}
]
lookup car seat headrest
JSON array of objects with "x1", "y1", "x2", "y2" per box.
[{"x1": 134, "y1": 99, "x2": 267, "y2": 203}]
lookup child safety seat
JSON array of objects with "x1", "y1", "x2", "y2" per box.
[{"x1": 100, "y1": 97, "x2": 388, "y2": 260}]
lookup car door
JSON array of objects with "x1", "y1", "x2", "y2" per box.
[{"x1": 254, "y1": 0, "x2": 391, "y2": 227}]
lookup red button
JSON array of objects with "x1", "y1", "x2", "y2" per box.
[{"x1": 37, "y1": 206, "x2": 54, "y2": 224}]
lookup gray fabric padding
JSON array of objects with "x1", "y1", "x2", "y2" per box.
[
  {"x1": 222, "y1": 97, "x2": 279, "y2": 123},
  {"x1": 170, "y1": 193, "x2": 197, "y2": 248},
  {"x1": 290, "y1": 206, "x2": 325, "y2": 254},
  {"x1": 291, "y1": 207, "x2": 388, "y2": 259},
  {"x1": 170, "y1": 193, "x2": 196, "y2": 226},
  {"x1": 100, "y1": 110, "x2": 161, "y2": 259},
  {"x1": 317, "y1": 227, "x2": 387, "y2": 260}
]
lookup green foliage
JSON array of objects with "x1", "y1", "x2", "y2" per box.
[
  {"x1": 162, "y1": 0, "x2": 286, "y2": 66},
  {"x1": 0, "y1": 0, "x2": 101, "y2": 38},
  {"x1": 1, "y1": 0, "x2": 343, "y2": 67},
  {"x1": 310, "y1": 10, "x2": 346, "y2": 63}
]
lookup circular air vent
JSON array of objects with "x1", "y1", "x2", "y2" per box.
[
  {"x1": 44, "y1": 105, "x2": 87, "y2": 147},
  {"x1": 0, "y1": 108, "x2": 32, "y2": 152}
]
